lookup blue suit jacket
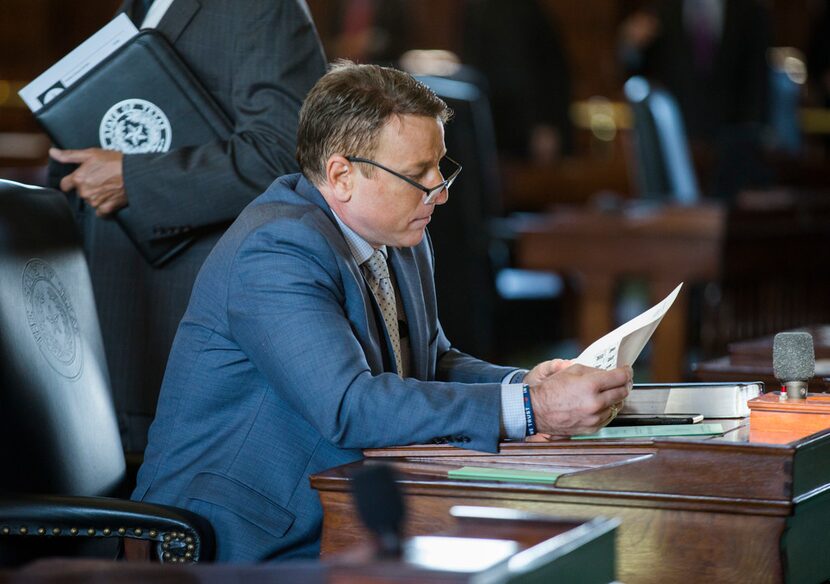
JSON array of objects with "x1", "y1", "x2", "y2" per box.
[{"x1": 132, "y1": 174, "x2": 514, "y2": 561}]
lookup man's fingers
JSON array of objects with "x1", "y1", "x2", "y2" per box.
[
  {"x1": 58, "y1": 171, "x2": 78, "y2": 193},
  {"x1": 606, "y1": 365, "x2": 633, "y2": 386},
  {"x1": 600, "y1": 385, "x2": 630, "y2": 408},
  {"x1": 49, "y1": 147, "x2": 95, "y2": 164},
  {"x1": 96, "y1": 200, "x2": 119, "y2": 216},
  {"x1": 550, "y1": 359, "x2": 575, "y2": 374}
]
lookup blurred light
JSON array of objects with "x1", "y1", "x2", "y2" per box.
[
  {"x1": 768, "y1": 47, "x2": 807, "y2": 85},
  {"x1": 783, "y1": 56, "x2": 807, "y2": 85},
  {"x1": 623, "y1": 76, "x2": 650, "y2": 103},
  {"x1": 404, "y1": 536, "x2": 518, "y2": 572},
  {"x1": 587, "y1": 96, "x2": 617, "y2": 142},
  {"x1": 400, "y1": 50, "x2": 461, "y2": 77},
  {"x1": 571, "y1": 99, "x2": 630, "y2": 133}
]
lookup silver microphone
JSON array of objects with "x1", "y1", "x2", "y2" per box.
[{"x1": 772, "y1": 332, "x2": 815, "y2": 400}]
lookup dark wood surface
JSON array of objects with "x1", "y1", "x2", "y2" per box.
[
  {"x1": 515, "y1": 202, "x2": 725, "y2": 381},
  {"x1": 311, "y1": 421, "x2": 830, "y2": 583}
]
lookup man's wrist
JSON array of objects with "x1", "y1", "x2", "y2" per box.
[{"x1": 522, "y1": 384, "x2": 537, "y2": 436}]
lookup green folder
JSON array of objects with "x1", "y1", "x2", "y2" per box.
[
  {"x1": 448, "y1": 466, "x2": 562, "y2": 484},
  {"x1": 571, "y1": 423, "x2": 724, "y2": 440}
]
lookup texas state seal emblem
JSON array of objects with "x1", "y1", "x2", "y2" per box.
[
  {"x1": 99, "y1": 98, "x2": 172, "y2": 153},
  {"x1": 22, "y1": 259, "x2": 83, "y2": 379}
]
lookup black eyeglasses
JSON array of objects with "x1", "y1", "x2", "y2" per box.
[{"x1": 346, "y1": 155, "x2": 462, "y2": 204}]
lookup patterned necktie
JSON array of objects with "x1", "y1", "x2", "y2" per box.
[{"x1": 364, "y1": 250, "x2": 404, "y2": 377}]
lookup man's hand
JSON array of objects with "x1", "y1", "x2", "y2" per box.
[
  {"x1": 50, "y1": 147, "x2": 127, "y2": 217},
  {"x1": 523, "y1": 358, "x2": 574, "y2": 387},
  {"x1": 529, "y1": 364, "x2": 632, "y2": 436}
]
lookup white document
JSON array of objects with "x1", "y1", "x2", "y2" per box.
[
  {"x1": 574, "y1": 283, "x2": 683, "y2": 370},
  {"x1": 19, "y1": 13, "x2": 138, "y2": 112}
]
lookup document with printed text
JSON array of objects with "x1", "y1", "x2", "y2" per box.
[{"x1": 574, "y1": 283, "x2": 683, "y2": 370}]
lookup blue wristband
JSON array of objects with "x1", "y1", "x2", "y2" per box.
[{"x1": 522, "y1": 384, "x2": 537, "y2": 436}]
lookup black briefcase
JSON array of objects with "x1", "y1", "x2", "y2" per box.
[{"x1": 36, "y1": 30, "x2": 232, "y2": 267}]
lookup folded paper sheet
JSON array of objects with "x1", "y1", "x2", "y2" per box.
[{"x1": 574, "y1": 283, "x2": 683, "y2": 370}]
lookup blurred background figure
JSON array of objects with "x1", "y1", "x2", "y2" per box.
[
  {"x1": 463, "y1": 0, "x2": 574, "y2": 165},
  {"x1": 618, "y1": 0, "x2": 772, "y2": 199}
]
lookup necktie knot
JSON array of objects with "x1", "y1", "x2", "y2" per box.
[{"x1": 365, "y1": 249, "x2": 391, "y2": 283}]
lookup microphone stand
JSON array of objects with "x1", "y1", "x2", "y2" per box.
[{"x1": 781, "y1": 380, "x2": 808, "y2": 401}]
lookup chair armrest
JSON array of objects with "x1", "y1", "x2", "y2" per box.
[{"x1": 0, "y1": 494, "x2": 214, "y2": 563}]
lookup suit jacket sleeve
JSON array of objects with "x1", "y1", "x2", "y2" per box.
[
  {"x1": 121, "y1": 0, "x2": 327, "y2": 236},
  {"x1": 226, "y1": 216, "x2": 503, "y2": 453}
]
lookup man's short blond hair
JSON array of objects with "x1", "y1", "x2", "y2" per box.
[{"x1": 296, "y1": 61, "x2": 451, "y2": 185}]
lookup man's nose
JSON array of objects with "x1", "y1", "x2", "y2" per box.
[{"x1": 432, "y1": 185, "x2": 450, "y2": 206}]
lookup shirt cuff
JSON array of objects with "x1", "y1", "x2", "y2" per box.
[
  {"x1": 500, "y1": 383, "x2": 527, "y2": 440},
  {"x1": 501, "y1": 369, "x2": 528, "y2": 385}
]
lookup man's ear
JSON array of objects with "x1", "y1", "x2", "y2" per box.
[{"x1": 325, "y1": 155, "x2": 353, "y2": 202}]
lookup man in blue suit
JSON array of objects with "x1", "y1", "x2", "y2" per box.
[{"x1": 132, "y1": 62, "x2": 631, "y2": 562}]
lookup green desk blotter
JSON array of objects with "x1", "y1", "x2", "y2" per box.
[{"x1": 448, "y1": 466, "x2": 561, "y2": 484}]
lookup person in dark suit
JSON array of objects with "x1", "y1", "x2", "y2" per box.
[
  {"x1": 49, "y1": 0, "x2": 327, "y2": 452},
  {"x1": 132, "y1": 62, "x2": 632, "y2": 561},
  {"x1": 619, "y1": 0, "x2": 771, "y2": 197}
]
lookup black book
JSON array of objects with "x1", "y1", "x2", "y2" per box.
[{"x1": 36, "y1": 30, "x2": 232, "y2": 267}]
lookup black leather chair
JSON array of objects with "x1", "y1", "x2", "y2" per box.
[
  {"x1": 417, "y1": 75, "x2": 563, "y2": 359},
  {"x1": 624, "y1": 76, "x2": 701, "y2": 205},
  {"x1": 0, "y1": 180, "x2": 214, "y2": 565}
]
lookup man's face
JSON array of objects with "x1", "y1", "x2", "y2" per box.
[{"x1": 343, "y1": 114, "x2": 448, "y2": 248}]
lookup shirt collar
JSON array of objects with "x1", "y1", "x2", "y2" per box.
[{"x1": 331, "y1": 211, "x2": 387, "y2": 265}]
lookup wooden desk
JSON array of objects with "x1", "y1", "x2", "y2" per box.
[
  {"x1": 312, "y1": 422, "x2": 830, "y2": 583},
  {"x1": 515, "y1": 203, "x2": 725, "y2": 381}
]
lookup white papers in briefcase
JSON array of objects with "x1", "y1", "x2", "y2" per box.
[{"x1": 19, "y1": 14, "x2": 138, "y2": 112}]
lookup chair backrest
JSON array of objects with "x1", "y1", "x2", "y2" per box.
[
  {"x1": 624, "y1": 76, "x2": 701, "y2": 205},
  {"x1": 415, "y1": 75, "x2": 500, "y2": 357},
  {"x1": 0, "y1": 180, "x2": 125, "y2": 497}
]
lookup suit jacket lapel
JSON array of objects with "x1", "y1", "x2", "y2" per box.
[
  {"x1": 155, "y1": 0, "x2": 200, "y2": 44},
  {"x1": 293, "y1": 176, "x2": 389, "y2": 374},
  {"x1": 389, "y1": 247, "x2": 428, "y2": 379},
  {"x1": 347, "y1": 250, "x2": 388, "y2": 374}
]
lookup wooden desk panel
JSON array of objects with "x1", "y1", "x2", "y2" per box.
[
  {"x1": 515, "y1": 204, "x2": 725, "y2": 381},
  {"x1": 312, "y1": 423, "x2": 830, "y2": 583},
  {"x1": 317, "y1": 485, "x2": 784, "y2": 584}
]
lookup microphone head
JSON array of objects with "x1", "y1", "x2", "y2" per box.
[
  {"x1": 773, "y1": 332, "x2": 815, "y2": 382},
  {"x1": 352, "y1": 464, "x2": 405, "y2": 557}
]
